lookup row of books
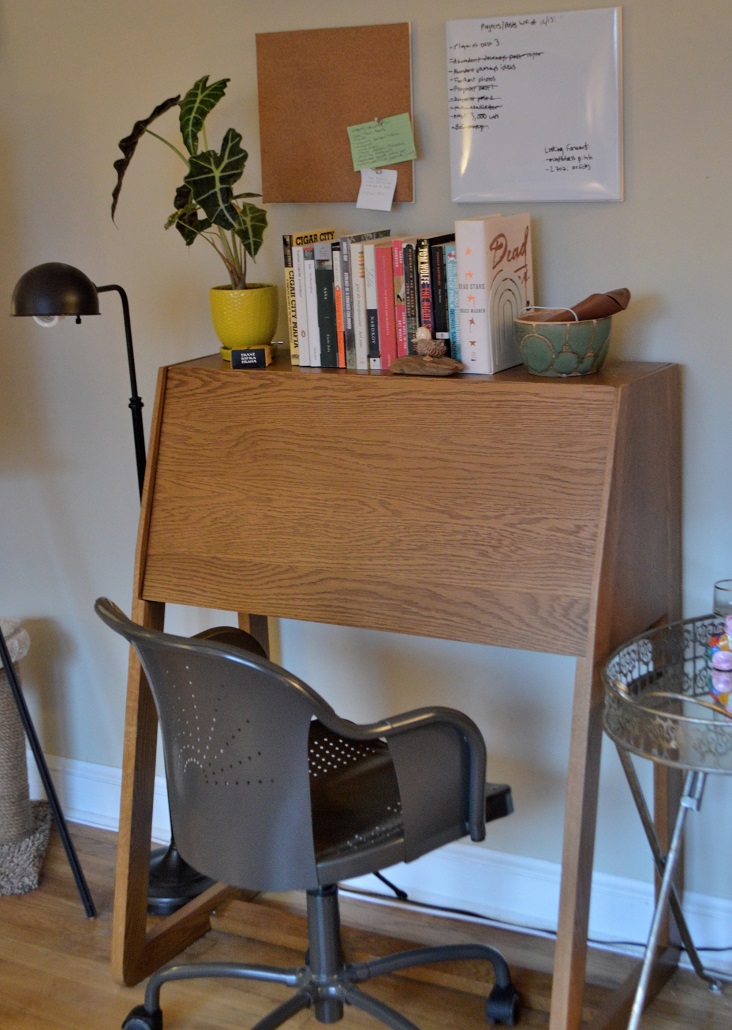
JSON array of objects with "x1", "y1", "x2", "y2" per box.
[{"x1": 282, "y1": 212, "x2": 534, "y2": 375}]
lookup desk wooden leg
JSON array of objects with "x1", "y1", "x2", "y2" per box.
[
  {"x1": 238, "y1": 612, "x2": 270, "y2": 656},
  {"x1": 550, "y1": 658, "x2": 683, "y2": 1030},
  {"x1": 549, "y1": 657, "x2": 604, "y2": 1030},
  {"x1": 111, "y1": 600, "x2": 161, "y2": 984},
  {"x1": 111, "y1": 600, "x2": 235, "y2": 985},
  {"x1": 551, "y1": 650, "x2": 625, "y2": 1030}
]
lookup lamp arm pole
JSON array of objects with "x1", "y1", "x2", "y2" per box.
[
  {"x1": 94, "y1": 282, "x2": 209, "y2": 914},
  {"x1": 97, "y1": 284, "x2": 146, "y2": 498}
]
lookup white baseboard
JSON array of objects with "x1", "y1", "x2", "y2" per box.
[
  {"x1": 26, "y1": 751, "x2": 173, "y2": 842},
  {"x1": 29, "y1": 752, "x2": 732, "y2": 979},
  {"x1": 346, "y1": 843, "x2": 732, "y2": 979}
]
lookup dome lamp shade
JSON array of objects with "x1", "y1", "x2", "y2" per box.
[
  {"x1": 11, "y1": 262, "x2": 100, "y2": 319},
  {"x1": 9, "y1": 261, "x2": 146, "y2": 497}
]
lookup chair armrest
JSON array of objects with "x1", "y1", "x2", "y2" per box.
[
  {"x1": 318, "y1": 706, "x2": 488, "y2": 845},
  {"x1": 485, "y1": 782, "x2": 513, "y2": 823}
]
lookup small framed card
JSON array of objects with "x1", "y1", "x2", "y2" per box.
[{"x1": 230, "y1": 346, "x2": 273, "y2": 369}]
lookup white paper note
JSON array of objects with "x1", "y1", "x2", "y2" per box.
[{"x1": 356, "y1": 168, "x2": 398, "y2": 211}]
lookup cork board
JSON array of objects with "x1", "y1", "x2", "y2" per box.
[{"x1": 256, "y1": 23, "x2": 414, "y2": 204}]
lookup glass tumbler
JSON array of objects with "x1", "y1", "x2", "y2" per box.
[{"x1": 713, "y1": 579, "x2": 732, "y2": 618}]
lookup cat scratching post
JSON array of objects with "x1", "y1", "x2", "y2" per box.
[{"x1": 0, "y1": 619, "x2": 51, "y2": 895}]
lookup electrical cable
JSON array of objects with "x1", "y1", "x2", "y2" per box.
[{"x1": 338, "y1": 879, "x2": 732, "y2": 977}]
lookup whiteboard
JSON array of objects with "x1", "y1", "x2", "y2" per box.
[{"x1": 447, "y1": 8, "x2": 623, "y2": 202}]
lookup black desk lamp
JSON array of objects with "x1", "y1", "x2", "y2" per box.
[
  {"x1": 11, "y1": 263, "x2": 146, "y2": 497},
  {"x1": 9, "y1": 262, "x2": 211, "y2": 915}
]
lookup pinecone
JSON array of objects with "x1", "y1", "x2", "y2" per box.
[{"x1": 415, "y1": 338, "x2": 447, "y2": 358}]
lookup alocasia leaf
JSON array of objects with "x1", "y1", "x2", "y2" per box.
[
  {"x1": 232, "y1": 202, "x2": 268, "y2": 260},
  {"x1": 111, "y1": 95, "x2": 180, "y2": 220},
  {"x1": 166, "y1": 184, "x2": 211, "y2": 246},
  {"x1": 184, "y1": 127, "x2": 246, "y2": 222},
  {"x1": 179, "y1": 75, "x2": 229, "y2": 156}
]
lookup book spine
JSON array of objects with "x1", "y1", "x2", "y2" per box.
[
  {"x1": 282, "y1": 234, "x2": 299, "y2": 365},
  {"x1": 416, "y1": 237, "x2": 434, "y2": 332},
  {"x1": 332, "y1": 245, "x2": 346, "y2": 368},
  {"x1": 303, "y1": 246, "x2": 321, "y2": 367},
  {"x1": 429, "y1": 239, "x2": 452, "y2": 341},
  {"x1": 338, "y1": 237, "x2": 356, "y2": 370},
  {"x1": 484, "y1": 213, "x2": 534, "y2": 373},
  {"x1": 314, "y1": 242, "x2": 337, "y2": 367},
  {"x1": 282, "y1": 228, "x2": 336, "y2": 365},
  {"x1": 403, "y1": 242, "x2": 419, "y2": 353},
  {"x1": 391, "y1": 239, "x2": 408, "y2": 357},
  {"x1": 292, "y1": 245, "x2": 310, "y2": 367},
  {"x1": 455, "y1": 219, "x2": 490, "y2": 373},
  {"x1": 363, "y1": 243, "x2": 380, "y2": 369},
  {"x1": 350, "y1": 242, "x2": 369, "y2": 371},
  {"x1": 445, "y1": 242, "x2": 461, "y2": 363},
  {"x1": 375, "y1": 244, "x2": 397, "y2": 370}
]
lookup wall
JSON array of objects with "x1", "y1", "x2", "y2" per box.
[{"x1": 1, "y1": 0, "x2": 731, "y2": 936}]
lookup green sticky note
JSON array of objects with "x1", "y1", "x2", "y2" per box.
[{"x1": 347, "y1": 113, "x2": 416, "y2": 172}]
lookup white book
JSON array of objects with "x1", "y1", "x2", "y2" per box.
[
  {"x1": 350, "y1": 242, "x2": 369, "y2": 371},
  {"x1": 303, "y1": 246, "x2": 321, "y2": 367},
  {"x1": 292, "y1": 245, "x2": 311, "y2": 366},
  {"x1": 454, "y1": 213, "x2": 534, "y2": 374}
]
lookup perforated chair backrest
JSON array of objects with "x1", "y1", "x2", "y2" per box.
[{"x1": 96, "y1": 599, "x2": 336, "y2": 892}]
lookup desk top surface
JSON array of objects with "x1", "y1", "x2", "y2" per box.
[{"x1": 175, "y1": 351, "x2": 670, "y2": 388}]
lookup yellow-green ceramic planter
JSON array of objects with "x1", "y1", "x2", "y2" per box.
[{"x1": 210, "y1": 283, "x2": 278, "y2": 360}]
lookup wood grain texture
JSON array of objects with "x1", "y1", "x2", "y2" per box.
[
  {"x1": 550, "y1": 363, "x2": 682, "y2": 1030},
  {"x1": 112, "y1": 355, "x2": 682, "y2": 1030},
  {"x1": 142, "y1": 361, "x2": 625, "y2": 655},
  {"x1": 5, "y1": 825, "x2": 730, "y2": 1029}
]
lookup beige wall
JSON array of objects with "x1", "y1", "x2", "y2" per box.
[{"x1": 1, "y1": 0, "x2": 731, "y2": 902}]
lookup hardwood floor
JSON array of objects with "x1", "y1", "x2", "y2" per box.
[{"x1": 0, "y1": 823, "x2": 729, "y2": 1028}]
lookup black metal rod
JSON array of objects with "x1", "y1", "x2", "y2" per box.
[
  {"x1": 0, "y1": 625, "x2": 96, "y2": 917},
  {"x1": 96, "y1": 284, "x2": 146, "y2": 498},
  {"x1": 85, "y1": 299, "x2": 211, "y2": 912}
]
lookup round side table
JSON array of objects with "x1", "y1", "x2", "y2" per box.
[{"x1": 603, "y1": 615, "x2": 731, "y2": 1029}]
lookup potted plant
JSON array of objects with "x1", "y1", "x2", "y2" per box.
[{"x1": 111, "y1": 75, "x2": 277, "y2": 359}]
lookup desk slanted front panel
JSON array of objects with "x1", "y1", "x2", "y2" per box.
[{"x1": 138, "y1": 358, "x2": 678, "y2": 658}]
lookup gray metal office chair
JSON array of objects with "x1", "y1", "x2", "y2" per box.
[{"x1": 96, "y1": 598, "x2": 520, "y2": 1029}]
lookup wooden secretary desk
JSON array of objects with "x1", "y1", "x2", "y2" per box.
[{"x1": 113, "y1": 354, "x2": 681, "y2": 1030}]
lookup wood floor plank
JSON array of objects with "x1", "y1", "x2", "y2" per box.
[{"x1": 0, "y1": 824, "x2": 728, "y2": 1028}]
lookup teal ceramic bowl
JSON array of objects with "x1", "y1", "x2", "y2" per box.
[{"x1": 513, "y1": 315, "x2": 612, "y2": 377}]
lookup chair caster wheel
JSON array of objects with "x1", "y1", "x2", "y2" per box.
[
  {"x1": 486, "y1": 982, "x2": 521, "y2": 1026},
  {"x1": 122, "y1": 1004, "x2": 163, "y2": 1030}
]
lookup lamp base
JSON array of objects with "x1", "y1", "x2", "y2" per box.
[{"x1": 147, "y1": 842, "x2": 214, "y2": 916}]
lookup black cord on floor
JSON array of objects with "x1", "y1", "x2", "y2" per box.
[
  {"x1": 373, "y1": 870, "x2": 408, "y2": 900},
  {"x1": 340, "y1": 878, "x2": 732, "y2": 964}
]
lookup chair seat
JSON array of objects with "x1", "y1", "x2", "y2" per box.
[
  {"x1": 309, "y1": 721, "x2": 513, "y2": 884},
  {"x1": 309, "y1": 722, "x2": 405, "y2": 881}
]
